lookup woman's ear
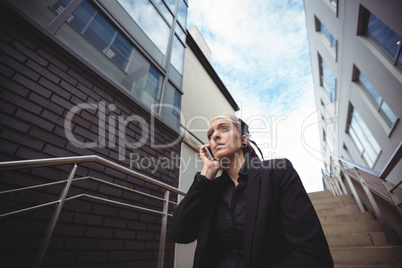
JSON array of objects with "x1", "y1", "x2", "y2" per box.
[{"x1": 241, "y1": 135, "x2": 248, "y2": 145}]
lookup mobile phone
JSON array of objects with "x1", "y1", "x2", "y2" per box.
[{"x1": 206, "y1": 147, "x2": 215, "y2": 161}]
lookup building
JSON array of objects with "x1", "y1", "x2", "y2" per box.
[
  {"x1": 304, "y1": 0, "x2": 401, "y2": 183},
  {"x1": 0, "y1": 0, "x2": 189, "y2": 267},
  {"x1": 175, "y1": 26, "x2": 239, "y2": 267},
  {"x1": 304, "y1": 0, "x2": 402, "y2": 241}
]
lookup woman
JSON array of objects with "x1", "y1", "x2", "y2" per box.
[{"x1": 171, "y1": 114, "x2": 333, "y2": 268}]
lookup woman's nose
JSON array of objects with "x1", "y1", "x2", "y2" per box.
[{"x1": 212, "y1": 131, "x2": 220, "y2": 141}]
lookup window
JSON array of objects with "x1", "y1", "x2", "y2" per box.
[
  {"x1": 348, "y1": 107, "x2": 381, "y2": 167},
  {"x1": 151, "y1": 0, "x2": 173, "y2": 25},
  {"x1": 52, "y1": 0, "x2": 179, "y2": 127},
  {"x1": 117, "y1": 0, "x2": 170, "y2": 57},
  {"x1": 164, "y1": 0, "x2": 177, "y2": 13},
  {"x1": 177, "y1": 0, "x2": 188, "y2": 30},
  {"x1": 357, "y1": 69, "x2": 397, "y2": 127},
  {"x1": 144, "y1": 66, "x2": 162, "y2": 98},
  {"x1": 319, "y1": 55, "x2": 336, "y2": 102},
  {"x1": 361, "y1": 7, "x2": 402, "y2": 70},
  {"x1": 160, "y1": 83, "x2": 182, "y2": 127},
  {"x1": 53, "y1": 1, "x2": 132, "y2": 70},
  {"x1": 316, "y1": 18, "x2": 336, "y2": 54},
  {"x1": 171, "y1": 35, "x2": 185, "y2": 75},
  {"x1": 13, "y1": 0, "x2": 187, "y2": 128}
]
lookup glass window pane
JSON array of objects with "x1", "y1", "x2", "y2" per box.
[
  {"x1": 380, "y1": 101, "x2": 397, "y2": 126},
  {"x1": 349, "y1": 109, "x2": 381, "y2": 167},
  {"x1": 152, "y1": 0, "x2": 173, "y2": 24},
  {"x1": 349, "y1": 127, "x2": 363, "y2": 152},
  {"x1": 362, "y1": 151, "x2": 374, "y2": 167},
  {"x1": 161, "y1": 83, "x2": 181, "y2": 128},
  {"x1": 57, "y1": 0, "x2": 166, "y2": 110},
  {"x1": 66, "y1": 2, "x2": 131, "y2": 70},
  {"x1": 84, "y1": 14, "x2": 115, "y2": 51},
  {"x1": 368, "y1": 12, "x2": 400, "y2": 58},
  {"x1": 118, "y1": 0, "x2": 170, "y2": 56},
  {"x1": 359, "y1": 72, "x2": 381, "y2": 106},
  {"x1": 164, "y1": 0, "x2": 177, "y2": 13},
  {"x1": 358, "y1": 70, "x2": 397, "y2": 127},
  {"x1": 145, "y1": 66, "x2": 161, "y2": 99},
  {"x1": 174, "y1": 89, "x2": 181, "y2": 112},
  {"x1": 171, "y1": 35, "x2": 185, "y2": 75},
  {"x1": 321, "y1": 23, "x2": 332, "y2": 43},
  {"x1": 69, "y1": 0, "x2": 96, "y2": 32},
  {"x1": 320, "y1": 22, "x2": 336, "y2": 50},
  {"x1": 175, "y1": 23, "x2": 187, "y2": 43},
  {"x1": 321, "y1": 59, "x2": 336, "y2": 101},
  {"x1": 177, "y1": 0, "x2": 187, "y2": 29},
  {"x1": 112, "y1": 33, "x2": 132, "y2": 58}
]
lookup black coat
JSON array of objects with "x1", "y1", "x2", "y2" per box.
[{"x1": 171, "y1": 158, "x2": 334, "y2": 268}]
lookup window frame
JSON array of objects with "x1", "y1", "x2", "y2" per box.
[
  {"x1": 352, "y1": 66, "x2": 399, "y2": 133},
  {"x1": 318, "y1": 54, "x2": 337, "y2": 103},
  {"x1": 358, "y1": 5, "x2": 402, "y2": 71},
  {"x1": 346, "y1": 105, "x2": 382, "y2": 168}
]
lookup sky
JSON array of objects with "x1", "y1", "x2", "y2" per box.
[{"x1": 187, "y1": 0, "x2": 325, "y2": 192}]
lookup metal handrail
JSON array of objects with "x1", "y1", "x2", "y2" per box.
[
  {"x1": 327, "y1": 145, "x2": 402, "y2": 245},
  {"x1": 0, "y1": 155, "x2": 186, "y2": 195},
  {"x1": 0, "y1": 155, "x2": 186, "y2": 268},
  {"x1": 330, "y1": 154, "x2": 380, "y2": 177},
  {"x1": 380, "y1": 141, "x2": 402, "y2": 180}
]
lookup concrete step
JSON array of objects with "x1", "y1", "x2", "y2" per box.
[
  {"x1": 316, "y1": 204, "x2": 361, "y2": 217},
  {"x1": 318, "y1": 211, "x2": 375, "y2": 225},
  {"x1": 323, "y1": 220, "x2": 382, "y2": 236},
  {"x1": 311, "y1": 194, "x2": 355, "y2": 205},
  {"x1": 327, "y1": 232, "x2": 389, "y2": 247},
  {"x1": 308, "y1": 190, "x2": 333, "y2": 200},
  {"x1": 313, "y1": 199, "x2": 356, "y2": 210},
  {"x1": 331, "y1": 246, "x2": 402, "y2": 266}
]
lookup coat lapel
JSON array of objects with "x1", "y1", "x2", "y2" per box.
[{"x1": 244, "y1": 160, "x2": 261, "y2": 267}]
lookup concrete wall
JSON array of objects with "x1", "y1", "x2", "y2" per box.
[
  {"x1": 181, "y1": 46, "x2": 237, "y2": 143},
  {"x1": 173, "y1": 28, "x2": 237, "y2": 268},
  {"x1": 0, "y1": 3, "x2": 181, "y2": 267}
]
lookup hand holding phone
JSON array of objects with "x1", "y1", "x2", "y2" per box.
[{"x1": 205, "y1": 146, "x2": 215, "y2": 161}]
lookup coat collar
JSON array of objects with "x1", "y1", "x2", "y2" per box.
[{"x1": 244, "y1": 158, "x2": 262, "y2": 267}]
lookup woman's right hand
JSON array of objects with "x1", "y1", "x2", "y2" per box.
[{"x1": 199, "y1": 144, "x2": 221, "y2": 180}]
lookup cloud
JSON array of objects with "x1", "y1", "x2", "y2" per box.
[{"x1": 188, "y1": 0, "x2": 324, "y2": 192}]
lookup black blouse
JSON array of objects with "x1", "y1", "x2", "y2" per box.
[{"x1": 212, "y1": 160, "x2": 249, "y2": 268}]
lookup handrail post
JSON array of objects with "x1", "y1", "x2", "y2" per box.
[
  {"x1": 379, "y1": 141, "x2": 401, "y2": 180},
  {"x1": 33, "y1": 163, "x2": 77, "y2": 268},
  {"x1": 354, "y1": 167, "x2": 398, "y2": 245},
  {"x1": 339, "y1": 161, "x2": 365, "y2": 212},
  {"x1": 382, "y1": 180, "x2": 402, "y2": 217},
  {"x1": 157, "y1": 190, "x2": 170, "y2": 268},
  {"x1": 331, "y1": 158, "x2": 348, "y2": 195},
  {"x1": 333, "y1": 174, "x2": 343, "y2": 196}
]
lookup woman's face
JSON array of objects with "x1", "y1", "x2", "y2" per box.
[{"x1": 207, "y1": 118, "x2": 243, "y2": 161}]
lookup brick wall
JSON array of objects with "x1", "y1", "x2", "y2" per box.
[{"x1": 0, "y1": 3, "x2": 180, "y2": 267}]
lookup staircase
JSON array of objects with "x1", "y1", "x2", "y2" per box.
[{"x1": 309, "y1": 190, "x2": 402, "y2": 267}]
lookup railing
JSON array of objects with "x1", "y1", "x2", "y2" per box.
[
  {"x1": 324, "y1": 142, "x2": 402, "y2": 245},
  {"x1": 0, "y1": 155, "x2": 186, "y2": 268}
]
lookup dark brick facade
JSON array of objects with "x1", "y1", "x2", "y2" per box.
[{"x1": 0, "y1": 3, "x2": 181, "y2": 267}]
